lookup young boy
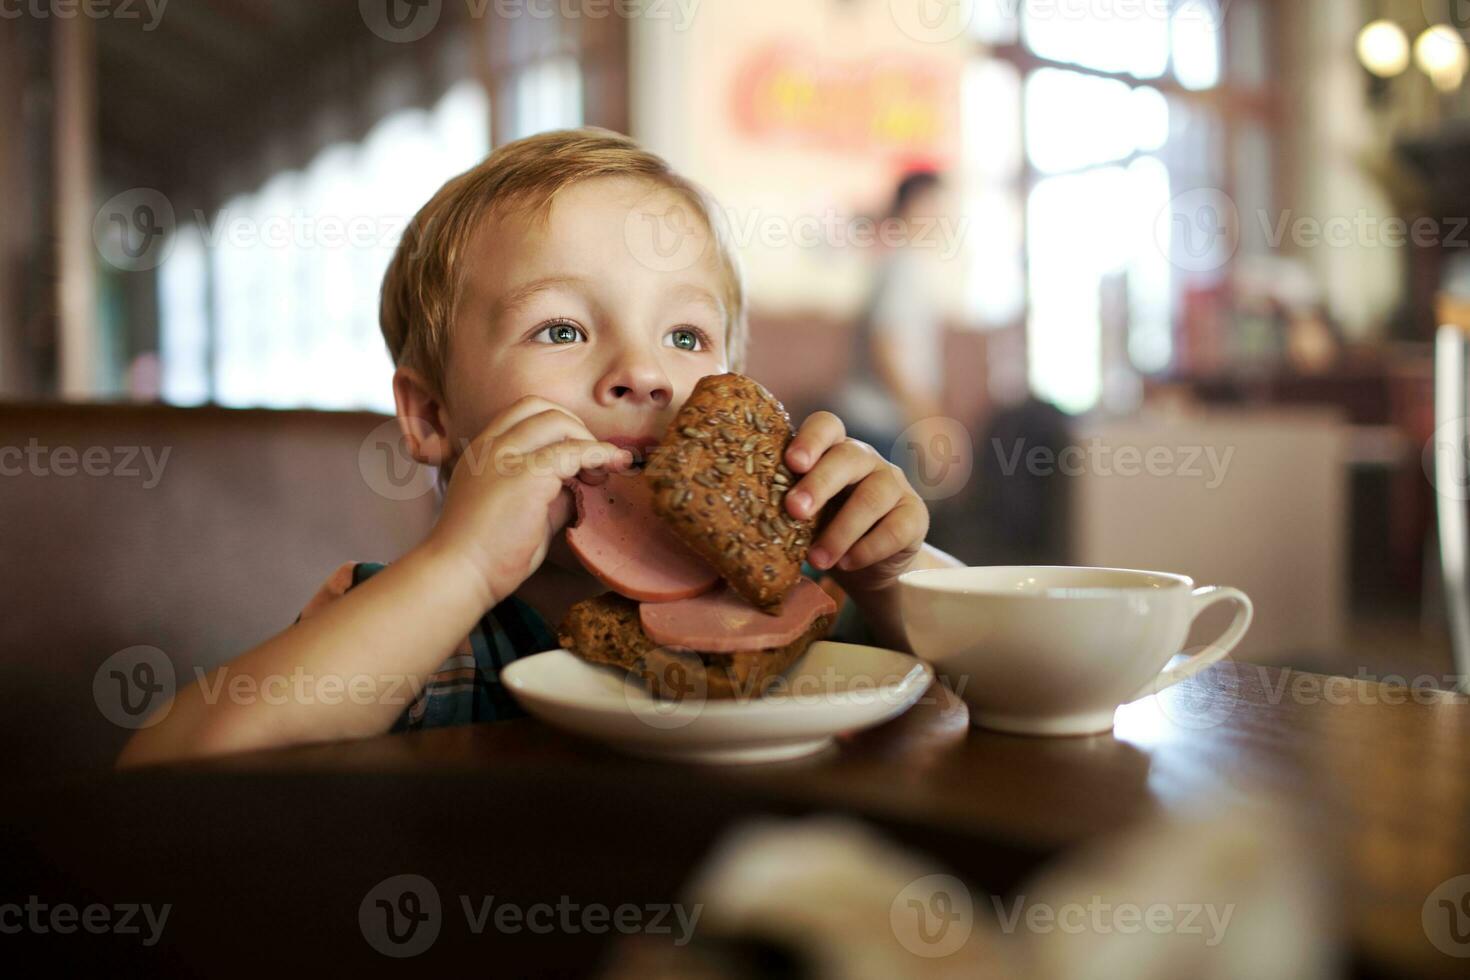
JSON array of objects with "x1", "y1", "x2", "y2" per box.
[{"x1": 119, "y1": 128, "x2": 963, "y2": 766}]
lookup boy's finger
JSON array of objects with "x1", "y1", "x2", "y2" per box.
[
  {"x1": 806, "y1": 473, "x2": 904, "y2": 569},
  {"x1": 529, "y1": 439, "x2": 633, "y2": 484},
  {"x1": 837, "y1": 499, "x2": 930, "y2": 571},
  {"x1": 784, "y1": 440, "x2": 881, "y2": 521},
  {"x1": 495, "y1": 410, "x2": 598, "y2": 461},
  {"x1": 785, "y1": 411, "x2": 846, "y2": 473},
  {"x1": 483, "y1": 397, "x2": 588, "y2": 444}
]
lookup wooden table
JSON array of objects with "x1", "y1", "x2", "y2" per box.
[{"x1": 5, "y1": 664, "x2": 1469, "y2": 978}]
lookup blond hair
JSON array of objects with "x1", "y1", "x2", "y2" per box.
[{"x1": 379, "y1": 127, "x2": 747, "y2": 398}]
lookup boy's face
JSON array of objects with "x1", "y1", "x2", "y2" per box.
[{"x1": 439, "y1": 175, "x2": 731, "y2": 461}]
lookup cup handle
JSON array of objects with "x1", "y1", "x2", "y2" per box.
[{"x1": 1128, "y1": 586, "x2": 1254, "y2": 703}]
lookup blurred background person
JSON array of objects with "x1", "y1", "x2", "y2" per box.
[{"x1": 832, "y1": 170, "x2": 948, "y2": 460}]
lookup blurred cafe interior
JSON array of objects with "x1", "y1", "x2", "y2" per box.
[{"x1": 5, "y1": 1, "x2": 1470, "y2": 976}]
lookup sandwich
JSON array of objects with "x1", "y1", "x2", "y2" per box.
[{"x1": 557, "y1": 373, "x2": 837, "y2": 700}]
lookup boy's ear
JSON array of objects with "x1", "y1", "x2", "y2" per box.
[{"x1": 392, "y1": 366, "x2": 455, "y2": 467}]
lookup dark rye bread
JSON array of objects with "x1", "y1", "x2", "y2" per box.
[
  {"x1": 557, "y1": 592, "x2": 834, "y2": 701},
  {"x1": 556, "y1": 592, "x2": 647, "y2": 674},
  {"x1": 644, "y1": 373, "x2": 814, "y2": 612}
]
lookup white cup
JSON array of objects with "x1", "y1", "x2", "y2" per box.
[{"x1": 898, "y1": 566, "x2": 1253, "y2": 736}]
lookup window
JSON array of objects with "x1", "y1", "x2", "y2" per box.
[
  {"x1": 506, "y1": 56, "x2": 584, "y2": 142},
  {"x1": 159, "y1": 80, "x2": 492, "y2": 412},
  {"x1": 965, "y1": 0, "x2": 1271, "y2": 414}
]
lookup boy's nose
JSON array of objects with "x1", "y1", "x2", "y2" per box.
[{"x1": 598, "y1": 361, "x2": 672, "y2": 408}]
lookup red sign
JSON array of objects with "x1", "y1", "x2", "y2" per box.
[{"x1": 731, "y1": 44, "x2": 958, "y2": 162}]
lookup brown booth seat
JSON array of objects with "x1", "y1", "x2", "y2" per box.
[{"x1": 0, "y1": 402, "x2": 437, "y2": 781}]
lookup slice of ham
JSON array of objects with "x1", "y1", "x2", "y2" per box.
[
  {"x1": 566, "y1": 474, "x2": 720, "y2": 602},
  {"x1": 638, "y1": 578, "x2": 836, "y2": 652}
]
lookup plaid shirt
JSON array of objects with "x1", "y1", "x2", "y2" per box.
[{"x1": 294, "y1": 560, "x2": 862, "y2": 734}]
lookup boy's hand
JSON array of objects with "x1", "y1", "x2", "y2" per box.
[
  {"x1": 781, "y1": 411, "x2": 930, "y2": 593},
  {"x1": 424, "y1": 396, "x2": 634, "y2": 607}
]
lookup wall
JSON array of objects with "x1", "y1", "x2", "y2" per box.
[
  {"x1": 1277, "y1": 0, "x2": 1412, "y2": 342},
  {"x1": 629, "y1": 0, "x2": 972, "y2": 319}
]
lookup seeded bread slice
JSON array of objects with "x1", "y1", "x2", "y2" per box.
[
  {"x1": 640, "y1": 611, "x2": 834, "y2": 701},
  {"x1": 644, "y1": 373, "x2": 814, "y2": 612},
  {"x1": 556, "y1": 592, "x2": 833, "y2": 701}
]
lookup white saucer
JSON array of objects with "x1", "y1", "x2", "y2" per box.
[{"x1": 500, "y1": 641, "x2": 934, "y2": 764}]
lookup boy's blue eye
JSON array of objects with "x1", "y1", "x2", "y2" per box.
[
  {"x1": 535, "y1": 322, "x2": 585, "y2": 344},
  {"x1": 667, "y1": 328, "x2": 703, "y2": 351}
]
